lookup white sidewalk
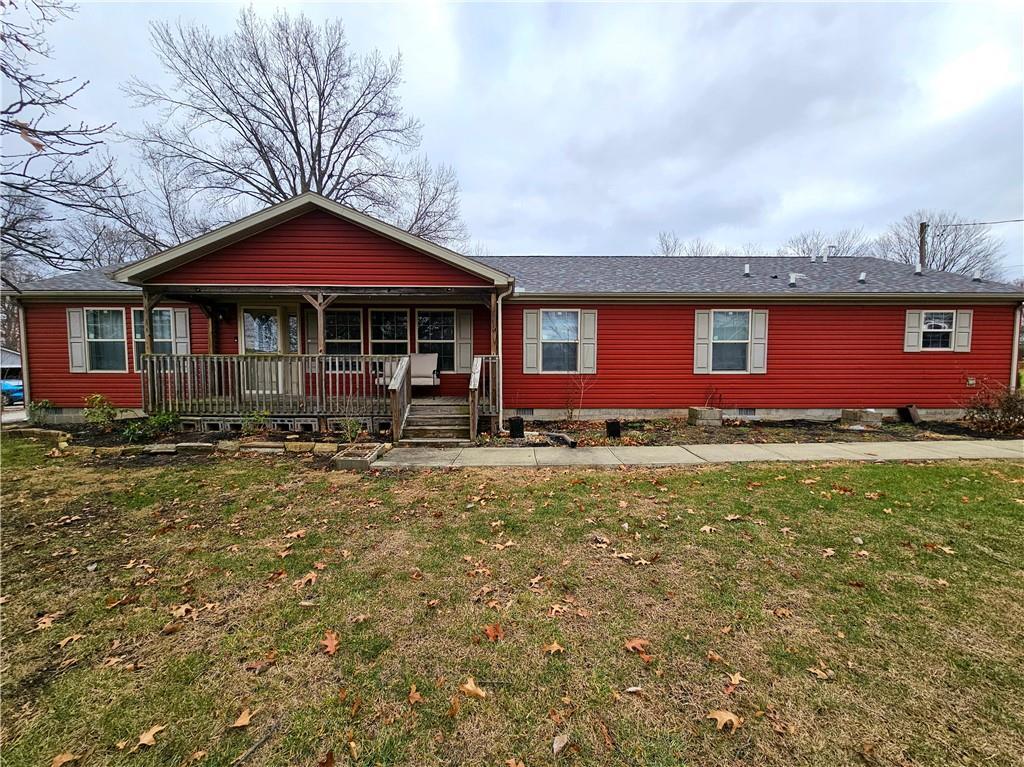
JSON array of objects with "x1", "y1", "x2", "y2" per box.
[{"x1": 373, "y1": 439, "x2": 1024, "y2": 468}]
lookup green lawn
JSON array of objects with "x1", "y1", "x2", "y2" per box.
[{"x1": 2, "y1": 440, "x2": 1023, "y2": 767}]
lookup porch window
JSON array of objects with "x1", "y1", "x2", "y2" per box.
[
  {"x1": 85, "y1": 309, "x2": 128, "y2": 372},
  {"x1": 711, "y1": 310, "x2": 750, "y2": 372},
  {"x1": 416, "y1": 310, "x2": 456, "y2": 372},
  {"x1": 369, "y1": 310, "x2": 409, "y2": 355},
  {"x1": 921, "y1": 311, "x2": 954, "y2": 350},
  {"x1": 131, "y1": 308, "x2": 173, "y2": 371},
  {"x1": 540, "y1": 310, "x2": 579, "y2": 372},
  {"x1": 324, "y1": 310, "x2": 362, "y2": 355},
  {"x1": 242, "y1": 308, "x2": 281, "y2": 354}
]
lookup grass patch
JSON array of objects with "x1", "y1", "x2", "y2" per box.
[{"x1": 1, "y1": 443, "x2": 1022, "y2": 766}]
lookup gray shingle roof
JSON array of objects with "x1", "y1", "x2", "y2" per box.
[
  {"x1": 17, "y1": 266, "x2": 140, "y2": 293},
  {"x1": 11, "y1": 256, "x2": 1021, "y2": 298},
  {"x1": 476, "y1": 255, "x2": 1022, "y2": 296}
]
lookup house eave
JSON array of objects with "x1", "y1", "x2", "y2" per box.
[{"x1": 507, "y1": 291, "x2": 1024, "y2": 304}]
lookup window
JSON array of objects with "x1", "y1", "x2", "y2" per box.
[
  {"x1": 132, "y1": 309, "x2": 173, "y2": 371},
  {"x1": 416, "y1": 310, "x2": 456, "y2": 372},
  {"x1": 541, "y1": 310, "x2": 579, "y2": 372},
  {"x1": 324, "y1": 310, "x2": 363, "y2": 355},
  {"x1": 85, "y1": 309, "x2": 127, "y2": 372},
  {"x1": 370, "y1": 310, "x2": 409, "y2": 355},
  {"x1": 711, "y1": 310, "x2": 750, "y2": 372},
  {"x1": 921, "y1": 311, "x2": 954, "y2": 350}
]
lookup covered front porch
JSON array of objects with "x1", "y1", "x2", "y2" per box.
[{"x1": 137, "y1": 285, "x2": 502, "y2": 440}]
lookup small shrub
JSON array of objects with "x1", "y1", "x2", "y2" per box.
[
  {"x1": 964, "y1": 385, "x2": 1024, "y2": 436},
  {"x1": 121, "y1": 421, "x2": 147, "y2": 444},
  {"x1": 27, "y1": 399, "x2": 54, "y2": 425},
  {"x1": 145, "y1": 412, "x2": 181, "y2": 435},
  {"x1": 83, "y1": 394, "x2": 121, "y2": 432},
  {"x1": 242, "y1": 409, "x2": 269, "y2": 435},
  {"x1": 335, "y1": 418, "x2": 362, "y2": 443}
]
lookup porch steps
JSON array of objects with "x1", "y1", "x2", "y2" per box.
[{"x1": 397, "y1": 400, "x2": 472, "y2": 447}]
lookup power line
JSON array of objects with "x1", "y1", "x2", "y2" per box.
[{"x1": 935, "y1": 218, "x2": 1024, "y2": 229}]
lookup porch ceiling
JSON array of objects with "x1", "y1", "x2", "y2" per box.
[{"x1": 154, "y1": 284, "x2": 496, "y2": 303}]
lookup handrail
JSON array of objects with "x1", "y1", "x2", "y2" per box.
[{"x1": 387, "y1": 356, "x2": 412, "y2": 441}]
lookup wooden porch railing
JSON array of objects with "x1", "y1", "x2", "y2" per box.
[
  {"x1": 387, "y1": 356, "x2": 412, "y2": 442},
  {"x1": 141, "y1": 354, "x2": 404, "y2": 419},
  {"x1": 468, "y1": 354, "x2": 500, "y2": 439}
]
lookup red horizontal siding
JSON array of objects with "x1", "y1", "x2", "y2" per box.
[
  {"x1": 150, "y1": 211, "x2": 490, "y2": 287},
  {"x1": 23, "y1": 301, "x2": 209, "y2": 409},
  {"x1": 501, "y1": 303, "x2": 1016, "y2": 411}
]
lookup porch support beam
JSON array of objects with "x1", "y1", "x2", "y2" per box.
[
  {"x1": 302, "y1": 293, "x2": 339, "y2": 355},
  {"x1": 489, "y1": 290, "x2": 498, "y2": 355},
  {"x1": 141, "y1": 289, "x2": 165, "y2": 355},
  {"x1": 158, "y1": 285, "x2": 491, "y2": 299}
]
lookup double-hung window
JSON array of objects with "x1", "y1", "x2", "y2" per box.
[
  {"x1": 324, "y1": 310, "x2": 363, "y2": 355},
  {"x1": 711, "y1": 310, "x2": 750, "y2": 372},
  {"x1": 921, "y1": 311, "x2": 954, "y2": 350},
  {"x1": 541, "y1": 310, "x2": 580, "y2": 373},
  {"x1": 132, "y1": 308, "x2": 173, "y2": 371},
  {"x1": 369, "y1": 309, "x2": 409, "y2": 355},
  {"x1": 416, "y1": 310, "x2": 456, "y2": 372},
  {"x1": 85, "y1": 309, "x2": 128, "y2": 372}
]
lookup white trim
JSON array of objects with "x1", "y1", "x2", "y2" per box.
[
  {"x1": 918, "y1": 309, "x2": 957, "y2": 352},
  {"x1": 415, "y1": 308, "x2": 457, "y2": 373},
  {"x1": 709, "y1": 309, "x2": 752, "y2": 374},
  {"x1": 538, "y1": 308, "x2": 582, "y2": 374},
  {"x1": 368, "y1": 307, "x2": 411, "y2": 356},
  {"x1": 1012, "y1": 304, "x2": 1022, "y2": 392},
  {"x1": 81, "y1": 307, "x2": 129, "y2": 373},
  {"x1": 323, "y1": 307, "x2": 364, "y2": 355},
  {"x1": 239, "y1": 305, "x2": 295, "y2": 355},
  {"x1": 131, "y1": 307, "x2": 173, "y2": 372},
  {"x1": 112, "y1": 192, "x2": 511, "y2": 286}
]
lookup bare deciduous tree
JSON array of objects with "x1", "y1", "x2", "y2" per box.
[
  {"x1": 777, "y1": 227, "x2": 871, "y2": 258},
  {"x1": 873, "y1": 210, "x2": 1004, "y2": 278},
  {"x1": 652, "y1": 231, "x2": 717, "y2": 256},
  {"x1": 123, "y1": 8, "x2": 466, "y2": 246},
  {"x1": 1, "y1": 0, "x2": 117, "y2": 267}
]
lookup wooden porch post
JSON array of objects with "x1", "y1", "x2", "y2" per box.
[
  {"x1": 302, "y1": 293, "x2": 339, "y2": 430},
  {"x1": 141, "y1": 289, "x2": 163, "y2": 356}
]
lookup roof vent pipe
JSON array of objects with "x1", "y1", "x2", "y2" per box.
[
  {"x1": 788, "y1": 272, "x2": 798, "y2": 287},
  {"x1": 914, "y1": 264, "x2": 922, "y2": 275},
  {"x1": 972, "y1": 269, "x2": 982, "y2": 282},
  {"x1": 810, "y1": 254, "x2": 816, "y2": 262},
  {"x1": 858, "y1": 271, "x2": 867, "y2": 284},
  {"x1": 825, "y1": 244, "x2": 836, "y2": 262},
  {"x1": 744, "y1": 263, "x2": 750, "y2": 277}
]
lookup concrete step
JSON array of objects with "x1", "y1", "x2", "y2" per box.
[
  {"x1": 403, "y1": 425, "x2": 471, "y2": 439},
  {"x1": 396, "y1": 437, "x2": 472, "y2": 448}
]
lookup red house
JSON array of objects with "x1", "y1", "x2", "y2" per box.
[{"x1": 8, "y1": 193, "x2": 1023, "y2": 443}]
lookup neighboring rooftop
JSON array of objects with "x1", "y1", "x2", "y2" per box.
[{"x1": 10, "y1": 256, "x2": 1022, "y2": 297}]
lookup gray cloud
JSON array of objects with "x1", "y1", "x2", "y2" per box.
[{"x1": 44, "y1": 1, "x2": 1023, "y2": 275}]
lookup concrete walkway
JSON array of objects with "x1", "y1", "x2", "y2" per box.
[{"x1": 373, "y1": 439, "x2": 1024, "y2": 468}]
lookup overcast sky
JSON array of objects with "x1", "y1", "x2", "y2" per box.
[{"x1": 46, "y1": 1, "x2": 1024, "y2": 277}]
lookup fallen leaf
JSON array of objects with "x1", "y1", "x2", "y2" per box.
[
  {"x1": 51, "y1": 754, "x2": 79, "y2": 767},
  {"x1": 706, "y1": 650, "x2": 725, "y2": 664},
  {"x1": 483, "y1": 623, "x2": 505, "y2": 642},
  {"x1": 542, "y1": 641, "x2": 565, "y2": 655},
  {"x1": 822, "y1": 548, "x2": 836, "y2": 558},
  {"x1": 321, "y1": 630, "x2": 340, "y2": 656},
  {"x1": 136, "y1": 724, "x2": 166, "y2": 748},
  {"x1": 317, "y1": 750, "x2": 335, "y2": 767},
  {"x1": 293, "y1": 571, "x2": 318, "y2": 590},
  {"x1": 772, "y1": 607, "x2": 793, "y2": 618},
  {"x1": 408, "y1": 684, "x2": 424, "y2": 705},
  {"x1": 459, "y1": 677, "x2": 486, "y2": 699},
  {"x1": 623, "y1": 637, "x2": 650, "y2": 653},
  {"x1": 58, "y1": 634, "x2": 84, "y2": 649},
  {"x1": 350, "y1": 614, "x2": 370, "y2": 624},
  {"x1": 448, "y1": 695, "x2": 461, "y2": 717},
  {"x1": 284, "y1": 528, "x2": 306, "y2": 539},
  {"x1": 230, "y1": 707, "x2": 254, "y2": 728},
  {"x1": 185, "y1": 750, "x2": 207, "y2": 764},
  {"x1": 706, "y1": 709, "x2": 743, "y2": 732},
  {"x1": 552, "y1": 732, "x2": 571, "y2": 756}
]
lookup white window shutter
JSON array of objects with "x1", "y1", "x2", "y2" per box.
[
  {"x1": 172, "y1": 308, "x2": 191, "y2": 354},
  {"x1": 580, "y1": 310, "x2": 597, "y2": 374},
  {"x1": 954, "y1": 309, "x2": 973, "y2": 352},
  {"x1": 523, "y1": 310, "x2": 540, "y2": 374},
  {"x1": 750, "y1": 309, "x2": 768, "y2": 374},
  {"x1": 694, "y1": 310, "x2": 711, "y2": 373},
  {"x1": 67, "y1": 308, "x2": 86, "y2": 372},
  {"x1": 456, "y1": 309, "x2": 474, "y2": 373},
  {"x1": 904, "y1": 310, "x2": 922, "y2": 352}
]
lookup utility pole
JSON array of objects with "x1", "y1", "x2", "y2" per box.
[{"x1": 918, "y1": 221, "x2": 928, "y2": 271}]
